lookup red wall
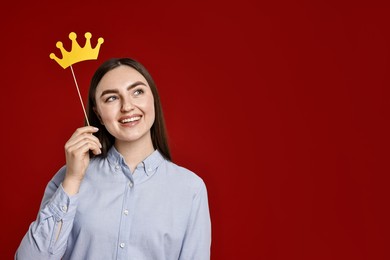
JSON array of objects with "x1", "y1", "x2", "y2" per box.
[{"x1": 1, "y1": 0, "x2": 389, "y2": 259}]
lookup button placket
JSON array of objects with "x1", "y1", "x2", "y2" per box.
[{"x1": 117, "y1": 169, "x2": 135, "y2": 257}]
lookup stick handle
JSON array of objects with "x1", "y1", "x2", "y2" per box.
[{"x1": 70, "y1": 65, "x2": 90, "y2": 126}]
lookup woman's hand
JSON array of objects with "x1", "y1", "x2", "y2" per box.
[{"x1": 62, "y1": 126, "x2": 102, "y2": 195}]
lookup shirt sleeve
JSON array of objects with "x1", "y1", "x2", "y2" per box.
[
  {"x1": 179, "y1": 180, "x2": 212, "y2": 260},
  {"x1": 15, "y1": 169, "x2": 79, "y2": 260}
]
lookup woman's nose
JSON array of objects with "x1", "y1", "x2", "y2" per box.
[{"x1": 121, "y1": 99, "x2": 134, "y2": 112}]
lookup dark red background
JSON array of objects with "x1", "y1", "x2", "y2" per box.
[{"x1": 1, "y1": 0, "x2": 389, "y2": 259}]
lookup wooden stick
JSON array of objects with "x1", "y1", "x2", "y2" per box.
[{"x1": 70, "y1": 65, "x2": 90, "y2": 126}]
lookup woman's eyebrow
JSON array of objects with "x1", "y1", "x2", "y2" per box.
[
  {"x1": 100, "y1": 81, "x2": 147, "y2": 97},
  {"x1": 127, "y1": 81, "x2": 147, "y2": 90},
  {"x1": 100, "y1": 89, "x2": 119, "y2": 97}
]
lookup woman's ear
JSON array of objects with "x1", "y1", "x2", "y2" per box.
[{"x1": 93, "y1": 107, "x2": 104, "y2": 125}]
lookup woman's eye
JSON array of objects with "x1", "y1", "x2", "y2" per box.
[
  {"x1": 134, "y1": 89, "x2": 144, "y2": 96},
  {"x1": 105, "y1": 96, "x2": 118, "y2": 102}
]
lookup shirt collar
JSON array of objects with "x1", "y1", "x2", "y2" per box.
[{"x1": 106, "y1": 146, "x2": 165, "y2": 176}]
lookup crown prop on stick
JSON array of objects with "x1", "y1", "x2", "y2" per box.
[{"x1": 50, "y1": 32, "x2": 104, "y2": 125}]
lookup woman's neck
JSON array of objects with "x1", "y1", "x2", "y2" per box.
[{"x1": 114, "y1": 137, "x2": 155, "y2": 173}]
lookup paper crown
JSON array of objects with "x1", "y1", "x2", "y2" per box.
[{"x1": 50, "y1": 32, "x2": 104, "y2": 69}]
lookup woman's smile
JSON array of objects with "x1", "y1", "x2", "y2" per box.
[
  {"x1": 94, "y1": 65, "x2": 155, "y2": 145},
  {"x1": 119, "y1": 115, "x2": 142, "y2": 125}
]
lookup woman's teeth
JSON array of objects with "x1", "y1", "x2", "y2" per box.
[{"x1": 121, "y1": 116, "x2": 141, "y2": 123}]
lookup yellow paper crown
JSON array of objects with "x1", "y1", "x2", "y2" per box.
[{"x1": 50, "y1": 32, "x2": 104, "y2": 69}]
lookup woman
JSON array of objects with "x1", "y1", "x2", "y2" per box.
[{"x1": 16, "y1": 58, "x2": 211, "y2": 260}]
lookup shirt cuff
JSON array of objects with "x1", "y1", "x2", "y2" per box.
[{"x1": 48, "y1": 184, "x2": 79, "y2": 221}]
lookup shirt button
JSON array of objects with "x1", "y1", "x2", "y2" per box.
[
  {"x1": 61, "y1": 205, "x2": 68, "y2": 212},
  {"x1": 124, "y1": 209, "x2": 129, "y2": 215},
  {"x1": 120, "y1": 243, "x2": 125, "y2": 248},
  {"x1": 129, "y1": 182, "x2": 133, "y2": 188},
  {"x1": 115, "y1": 165, "x2": 120, "y2": 170},
  {"x1": 147, "y1": 168, "x2": 153, "y2": 172}
]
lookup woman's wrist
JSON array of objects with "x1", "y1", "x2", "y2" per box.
[{"x1": 62, "y1": 174, "x2": 83, "y2": 195}]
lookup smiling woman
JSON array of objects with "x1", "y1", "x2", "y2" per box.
[
  {"x1": 93, "y1": 65, "x2": 157, "y2": 167},
  {"x1": 15, "y1": 58, "x2": 211, "y2": 260}
]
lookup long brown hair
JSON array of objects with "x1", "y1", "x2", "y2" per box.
[{"x1": 86, "y1": 57, "x2": 171, "y2": 161}]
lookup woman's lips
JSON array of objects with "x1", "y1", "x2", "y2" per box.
[{"x1": 119, "y1": 115, "x2": 141, "y2": 124}]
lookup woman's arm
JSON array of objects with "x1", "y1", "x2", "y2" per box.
[
  {"x1": 15, "y1": 169, "x2": 79, "y2": 260},
  {"x1": 179, "y1": 181, "x2": 212, "y2": 260},
  {"x1": 15, "y1": 126, "x2": 101, "y2": 259}
]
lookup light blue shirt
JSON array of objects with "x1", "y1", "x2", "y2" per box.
[{"x1": 16, "y1": 147, "x2": 211, "y2": 260}]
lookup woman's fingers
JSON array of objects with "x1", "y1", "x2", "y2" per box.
[
  {"x1": 63, "y1": 126, "x2": 102, "y2": 195},
  {"x1": 66, "y1": 134, "x2": 102, "y2": 152},
  {"x1": 66, "y1": 127, "x2": 101, "y2": 150},
  {"x1": 66, "y1": 139, "x2": 102, "y2": 157},
  {"x1": 71, "y1": 126, "x2": 99, "y2": 137}
]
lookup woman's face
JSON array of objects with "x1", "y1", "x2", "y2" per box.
[{"x1": 94, "y1": 65, "x2": 155, "y2": 146}]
